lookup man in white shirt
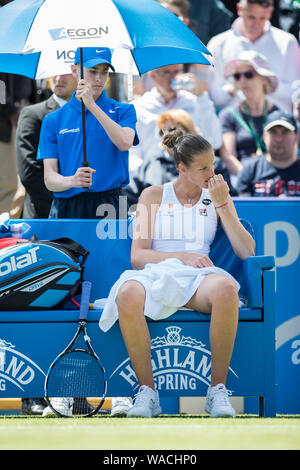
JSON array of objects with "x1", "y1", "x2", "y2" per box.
[
  {"x1": 207, "y1": 0, "x2": 300, "y2": 112},
  {"x1": 129, "y1": 64, "x2": 222, "y2": 171}
]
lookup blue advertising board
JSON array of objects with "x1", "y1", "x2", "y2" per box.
[
  {"x1": 0, "y1": 198, "x2": 299, "y2": 414},
  {"x1": 235, "y1": 198, "x2": 300, "y2": 414}
]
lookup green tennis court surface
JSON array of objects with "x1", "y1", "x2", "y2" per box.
[{"x1": 0, "y1": 415, "x2": 299, "y2": 450}]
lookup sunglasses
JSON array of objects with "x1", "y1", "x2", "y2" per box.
[
  {"x1": 233, "y1": 70, "x2": 256, "y2": 81},
  {"x1": 159, "y1": 127, "x2": 177, "y2": 137}
]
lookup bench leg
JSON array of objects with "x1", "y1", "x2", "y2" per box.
[{"x1": 259, "y1": 396, "x2": 264, "y2": 417}]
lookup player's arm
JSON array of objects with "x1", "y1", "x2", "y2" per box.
[
  {"x1": 208, "y1": 174, "x2": 255, "y2": 260},
  {"x1": 43, "y1": 158, "x2": 96, "y2": 192}
]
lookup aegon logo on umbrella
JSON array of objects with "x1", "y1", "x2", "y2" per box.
[{"x1": 49, "y1": 26, "x2": 109, "y2": 41}]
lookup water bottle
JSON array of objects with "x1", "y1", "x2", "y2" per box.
[
  {"x1": 9, "y1": 222, "x2": 31, "y2": 238},
  {"x1": 171, "y1": 75, "x2": 194, "y2": 91},
  {"x1": 0, "y1": 212, "x2": 31, "y2": 238}
]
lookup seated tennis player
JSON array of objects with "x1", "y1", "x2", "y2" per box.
[{"x1": 99, "y1": 129, "x2": 255, "y2": 418}]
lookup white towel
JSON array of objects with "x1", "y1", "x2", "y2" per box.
[{"x1": 98, "y1": 258, "x2": 240, "y2": 332}]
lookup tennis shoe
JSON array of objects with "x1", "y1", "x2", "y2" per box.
[
  {"x1": 21, "y1": 398, "x2": 47, "y2": 415},
  {"x1": 111, "y1": 397, "x2": 133, "y2": 417},
  {"x1": 205, "y1": 384, "x2": 236, "y2": 418},
  {"x1": 42, "y1": 397, "x2": 74, "y2": 417},
  {"x1": 126, "y1": 385, "x2": 162, "y2": 418}
]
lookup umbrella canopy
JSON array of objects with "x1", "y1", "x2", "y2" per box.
[{"x1": 0, "y1": 0, "x2": 211, "y2": 78}]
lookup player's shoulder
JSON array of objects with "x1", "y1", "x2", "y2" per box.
[{"x1": 138, "y1": 184, "x2": 164, "y2": 205}]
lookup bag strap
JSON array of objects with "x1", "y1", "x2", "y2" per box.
[
  {"x1": 228, "y1": 106, "x2": 266, "y2": 154},
  {"x1": 48, "y1": 237, "x2": 89, "y2": 267}
]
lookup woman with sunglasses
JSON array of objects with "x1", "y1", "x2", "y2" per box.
[{"x1": 218, "y1": 50, "x2": 279, "y2": 179}]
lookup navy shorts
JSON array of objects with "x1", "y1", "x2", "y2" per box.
[{"x1": 49, "y1": 188, "x2": 127, "y2": 219}]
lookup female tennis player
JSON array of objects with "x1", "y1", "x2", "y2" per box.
[{"x1": 100, "y1": 129, "x2": 255, "y2": 418}]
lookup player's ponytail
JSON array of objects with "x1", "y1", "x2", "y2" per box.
[{"x1": 162, "y1": 128, "x2": 212, "y2": 168}]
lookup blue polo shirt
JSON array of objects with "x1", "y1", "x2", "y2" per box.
[{"x1": 37, "y1": 92, "x2": 139, "y2": 198}]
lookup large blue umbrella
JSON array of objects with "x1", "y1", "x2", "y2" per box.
[
  {"x1": 0, "y1": 0, "x2": 212, "y2": 166},
  {"x1": 0, "y1": 0, "x2": 211, "y2": 78}
]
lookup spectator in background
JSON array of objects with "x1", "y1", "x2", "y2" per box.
[
  {"x1": 188, "y1": 0, "x2": 234, "y2": 44},
  {"x1": 219, "y1": 51, "x2": 279, "y2": 177},
  {"x1": 294, "y1": 101, "x2": 300, "y2": 154},
  {"x1": 130, "y1": 63, "x2": 222, "y2": 171},
  {"x1": 0, "y1": 0, "x2": 36, "y2": 218},
  {"x1": 220, "y1": 0, "x2": 281, "y2": 26},
  {"x1": 132, "y1": 0, "x2": 212, "y2": 98},
  {"x1": 125, "y1": 108, "x2": 237, "y2": 207},
  {"x1": 0, "y1": 73, "x2": 35, "y2": 217},
  {"x1": 207, "y1": 0, "x2": 300, "y2": 113},
  {"x1": 16, "y1": 74, "x2": 77, "y2": 219},
  {"x1": 236, "y1": 110, "x2": 300, "y2": 196},
  {"x1": 158, "y1": 0, "x2": 226, "y2": 91}
]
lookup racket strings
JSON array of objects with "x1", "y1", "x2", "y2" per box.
[{"x1": 46, "y1": 350, "x2": 105, "y2": 415}]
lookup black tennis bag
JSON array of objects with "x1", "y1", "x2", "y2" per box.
[{"x1": 0, "y1": 237, "x2": 89, "y2": 310}]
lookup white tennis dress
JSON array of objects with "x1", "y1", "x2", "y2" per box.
[{"x1": 99, "y1": 183, "x2": 239, "y2": 332}]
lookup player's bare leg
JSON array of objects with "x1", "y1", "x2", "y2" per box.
[
  {"x1": 185, "y1": 273, "x2": 238, "y2": 417},
  {"x1": 117, "y1": 280, "x2": 154, "y2": 389},
  {"x1": 185, "y1": 273, "x2": 239, "y2": 385}
]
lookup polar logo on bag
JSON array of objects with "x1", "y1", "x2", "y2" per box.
[{"x1": 0, "y1": 246, "x2": 39, "y2": 277}]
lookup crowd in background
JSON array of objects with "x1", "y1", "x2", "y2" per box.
[{"x1": 0, "y1": 0, "x2": 300, "y2": 222}]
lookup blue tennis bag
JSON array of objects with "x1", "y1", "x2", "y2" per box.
[{"x1": 0, "y1": 238, "x2": 89, "y2": 310}]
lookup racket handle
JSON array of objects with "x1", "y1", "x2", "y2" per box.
[{"x1": 79, "y1": 281, "x2": 92, "y2": 321}]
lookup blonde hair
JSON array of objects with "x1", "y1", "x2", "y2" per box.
[{"x1": 157, "y1": 109, "x2": 198, "y2": 134}]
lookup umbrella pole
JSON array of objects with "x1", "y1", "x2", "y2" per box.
[{"x1": 80, "y1": 47, "x2": 89, "y2": 167}]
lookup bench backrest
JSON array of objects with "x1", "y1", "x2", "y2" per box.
[{"x1": 20, "y1": 218, "x2": 254, "y2": 302}]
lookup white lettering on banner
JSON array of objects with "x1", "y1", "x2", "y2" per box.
[
  {"x1": 264, "y1": 222, "x2": 300, "y2": 290},
  {"x1": 276, "y1": 316, "x2": 300, "y2": 366},
  {"x1": 291, "y1": 340, "x2": 300, "y2": 365},
  {"x1": 110, "y1": 326, "x2": 238, "y2": 391},
  {"x1": 276, "y1": 316, "x2": 300, "y2": 350},
  {"x1": 0, "y1": 80, "x2": 5, "y2": 104},
  {"x1": 0, "y1": 339, "x2": 45, "y2": 393},
  {"x1": 0, "y1": 246, "x2": 39, "y2": 277}
]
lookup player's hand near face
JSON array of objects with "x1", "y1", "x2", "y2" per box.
[{"x1": 208, "y1": 174, "x2": 229, "y2": 208}]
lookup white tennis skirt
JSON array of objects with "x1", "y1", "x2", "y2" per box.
[{"x1": 98, "y1": 258, "x2": 240, "y2": 332}]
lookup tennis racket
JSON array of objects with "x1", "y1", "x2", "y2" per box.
[{"x1": 44, "y1": 281, "x2": 107, "y2": 417}]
